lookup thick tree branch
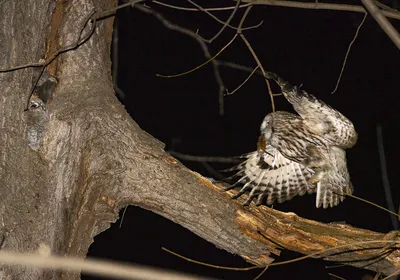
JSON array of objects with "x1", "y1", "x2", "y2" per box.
[{"x1": 46, "y1": 83, "x2": 400, "y2": 274}]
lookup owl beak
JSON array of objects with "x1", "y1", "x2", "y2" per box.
[{"x1": 257, "y1": 136, "x2": 266, "y2": 153}]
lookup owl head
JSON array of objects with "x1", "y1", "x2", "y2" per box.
[
  {"x1": 257, "y1": 114, "x2": 274, "y2": 153},
  {"x1": 260, "y1": 114, "x2": 273, "y2": 141},
  {"x1": 28, "y1": 97, "x2": 46, "y2": 111}
]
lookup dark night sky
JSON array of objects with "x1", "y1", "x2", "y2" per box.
[{"x1": 84, "y1": 1, "x2": 400, "y2": 279}]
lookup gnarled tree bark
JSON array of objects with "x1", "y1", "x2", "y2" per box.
[{"x1": 0, "y1": 1, "x2": 399, "y2": 279}]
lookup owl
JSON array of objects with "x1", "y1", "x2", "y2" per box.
[
  {"x1": 227, "y1": 73, "x2": 357, "y2": 208},
  {"x1": 26, "y1": 97, "x2": 49, "y2": 151}
]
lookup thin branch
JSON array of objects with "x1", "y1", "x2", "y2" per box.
[
  {"x1": 112, "y1": 18, "x2": 127, "y2": 100},
  {"x1": 247, "y1": 0, "x2": 400, "y2": 20},
  {"x1": 375, "y1": 1, "x2": 398, "y2": 12},
  {"x1": 0, "y1": 10, "x2": 97, "y2": 72},
  {"x1": 253, "y1": 266, "x2": 268, "y2": 280},
  {"x1": 0, "y1": 250, "x2": 213, "y2": 280},
  {"x1": 169, "y1": 151, "x2": 241, "y2": 163},
  {"x1": 226, "y1": 66, "x2": 259, "y2": 95},
  {"x1": 328, "y1": 273, "x2": 347, "y2": 280},
  {"x1": 164, "y1": 238, "x2": 400, "y2": 272},
  {"x1": 237, "y1": 7, "x2": 276, "y2": 111},
  {"x1": 344, "y1": 192, "x2": 400, "y2": 219},
  {"x1": 331, "y1": 12, "x2": 367, "y2": 94},
  {"x1": 135, "y1": 6, "x2": 225, "y2": 111},
  {"x1": 361, "y1": 0, "x2": 400, "y2": 49},
  {"x1": 156, "y1": 34, "x2": 238, "y2": 78},
  {"x1": 377, "y1": 124, "x2": 399, "y2": 230},
  {"x1": 118, "y1": 206, "x2": 128, "y2": 228},
  {"x1": 266, "y1": 240, "x2": 400, "y2": 267},
  {"x1": 162, "y1": 247, "x2": 259, "y2": 271},
  {"x1": 0, "y1": 0, "x2": 147, "y2": 73},
  {"x1": 202, "y1": 162, "x2": 228, "y2": 181},
  {"x1": 216, "y1": 60, "x2": 263, "y2": 75},
  {"x1": 182, "y1": 0, "x2": 263, "y2": 33},
  {"x1": 135, "y1": 5, "x2": 228, "y2": 114},
  {"x1": 383, "y1": 269, "x2": 400, "y2": 280},
  {"x1": 152, "y1": 1, "x2": 252, "y2": 12},
  {"x1": 154, "y1": 0, "x2": 400, "y2": 21},
  {"x1": 2, "y1": 0, "x2": 400, "y2": 73},
  {"x1": 373, "y1": 272, "x2": 382, "y2": 280},
  {"x1": 186, "y1": 0, "x2": 241, "y2": 43},
  {"x1": 93, "y1": 0, "x2": 141, "y2": 19}
]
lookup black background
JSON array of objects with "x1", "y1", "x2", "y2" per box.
[{"x1": 83, "y1": 1, "x2": 400, "y2": 279}]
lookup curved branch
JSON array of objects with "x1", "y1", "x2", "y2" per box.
[{"x1": 247, "y1": 0, "x2": 400, "y2": 20}]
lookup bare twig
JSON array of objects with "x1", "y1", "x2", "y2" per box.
[
  {"x1": 237, "y1": 6, "x2": 276, "y2": 111},
  {"x1": 328, "y1": 273, "x2": 347, "y2": 280},
  {"x1": 181, "y1": 0, "x2": 263, "y2": 33},
  {"x1": 165, "y1": 239, "x2": 400, "y2": 274},
  {"x1": 154, "y1": 0, "x2": 400, "y2": 20},
  {"x1": 94, "y1": 0, "x2": 141, "y2": 19},
  {"x1": 0, "y1": 250, "x2": 213, "y2": 280},
  {"x1": 375, "y1": 1, "x2": 398, "y2": 12},
  {"x1": 135, "y1": 5, "x2": 228, "y2": 114},
  {"x1": 156, "y1": 34, "x2": 238, "y2": 78},
  {"x1": 377, "y1": 124, "x2": 399, "y2": 230},
  {"x1": 0, "y1": 10, "x2": 97, "y2": 72},
  {"x1": 169, "y1": 151, "x2": 241, "y2": 163},
  {"x1": 112, "y1": 18, "x2": 127, "y2": 100},
  {"x1": 383, "y1": 269, "x2": 400, "y2": 280},
  {"x1": 199, "y1": 162, "x2": 227, "y2": 181},
  {"x1": 186, "y1": 0, "x2": 241, "y2": 43},
  {"x1": 215, "y1": 60, "x2": 263, "y2": 75},
  {"x1": 325, "y1": 264, "x2": 346, "y2": 269},
  {"x1": 162, "y1": 247, "x2": 259, "y2": 271},
  {"x1": 247, "y1": 0, "x2": 400, "y2": 20},
  {"x1": 226, "y1": 66, "x2": 259, "y2": 95},
  {"x1": 118, "y1": 206, "x2": 128, "y2": 228},
  {"x1": 267, "y1": 240, "x2": 400, "y2": 267},
  {"x1": 361, "y1": 0, "x2": 400, "y2": 49},
  {"x1": 344, "y1": 192, "x2": 400, "y2": 220},
  {"x1": 152, "y1": 1, "x2": 252, "y2": 12},
  {"x1": 253, "y1": 266, "x2": 268, "y2": 280},
  {"x1": 0, "y1": 0, "x2": 147, "y2": 73},
  {"x1": 331, "y1": 13, "x2": 367, "y2": 94}
]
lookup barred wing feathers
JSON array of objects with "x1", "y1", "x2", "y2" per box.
[
  {"x1": 232, "y1": 146, "x2": 315, "y2": 206},
  {"x1": 315, "y1": 147, "x2": 353, "y2": 208},
  {"x1": 266, "y1": 72, "x2": 358, "y2": 149}
]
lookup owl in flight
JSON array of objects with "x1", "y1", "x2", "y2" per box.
[{"x1": 228, "y1": 73, "x2": 357, "y2": 208}]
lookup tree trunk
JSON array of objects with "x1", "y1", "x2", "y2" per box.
[{"x1": 0, "y1": 1, "x2": 399, "y2": 279}]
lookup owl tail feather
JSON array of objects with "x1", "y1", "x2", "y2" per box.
[{"x1": 315, "y1": 180, "x2": 353, "y2": 208}]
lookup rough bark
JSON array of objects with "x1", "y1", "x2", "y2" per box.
[{"x1": 0, "y1": 1, "x2": 399, "y2": 279}]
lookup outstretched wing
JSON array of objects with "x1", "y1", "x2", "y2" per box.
[
  {"x1": 266, "y1": 72, "x2": 358, "y2": 149},
  {"x1": 315, "y1": 147, "x2": 353, "y2": 208},
  {"x1": 230, "y1": 146, "x2": 316, "y2": 206}
]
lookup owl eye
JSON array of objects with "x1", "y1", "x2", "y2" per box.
[{"x1": 29, "y1": 102, "x2": 41, "y2": 109}]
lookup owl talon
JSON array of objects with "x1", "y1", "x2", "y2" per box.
[
  {"x1": 232, "y1": 192, "x2": 244, "y2": 199},
  {"x1": 310, "y1": 177, "x2": 320, "y2": 184},
  {"x1": 243, "y1": 198, "x2": 252, "y2": 206}
]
